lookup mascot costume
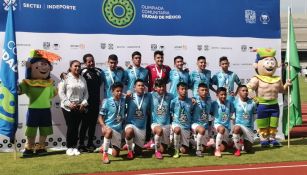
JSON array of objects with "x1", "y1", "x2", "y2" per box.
[
  {"x1": 19, "y1": 50, "x2": 60, "y2": 157},
  {"x1": 247, "y1": 48, "x2": 290, "y2": 147}
]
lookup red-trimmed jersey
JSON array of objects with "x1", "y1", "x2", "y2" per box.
[{"x1": 146, "y1": 64, "x2": 171, "y2": 92}]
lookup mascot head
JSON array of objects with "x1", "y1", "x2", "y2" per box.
[
  {"x1": 26, "y1": 50, "x2": 61, "y2": 79},
  {"x1": 253, "y1": 48, "x2": 279, "y2": 76}
]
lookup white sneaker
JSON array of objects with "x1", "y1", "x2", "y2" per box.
[
  {"x1": 72, "y1": 148, "x2": 81, "y2": 156},
  {"x1": 66, "y1": 148, "x2": 74, "y2": 156}
]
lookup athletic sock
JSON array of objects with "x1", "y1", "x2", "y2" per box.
[
  {"x1": 125, "y1": 138, "x2": 134, "y2": 152},
  {"x1": 103, "y1": 138, "x2": 110, "y2": 153},
  {"x1": 154, "y1": 134, "x2": 161, "y2": 152},
  {"x1": 196, "y1": 133, "x2": 203, "y2": 151},
  {"x1": 232, "y1": 133, "x2": 241, "y2": 150},
  {"x1": 174, "y1": 133, "x2": 180, "y2": 150},
  {"x1": 216, "y1": 133, "x2": 223, "y2": 150}
]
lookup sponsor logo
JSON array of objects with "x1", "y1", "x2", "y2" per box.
[
  {"x1": 151, "y1": 44, "x2": 164, "y2": 51},
  {"x1": 70, "y1": 44, "x2": 85, "y2": 49},
  {"x1": 43, "y1": 42, "x2": 51, "y2": 50},
  {"x1": 17, "y1": 123, "x2": 23, "y2": 129},
  {"x1": 204, "y1": 45, "x2": 209, "y2": 51},
  {"x1": 108, "y1": 43, "x2": 114, "y2": 50},
  {"x1": 53, "y1": 43, "x2": 60, "y2": 50},
  {"x1": 16, "y1": 43, "x2": 31, "y2": 47},
  {"x1": 102, "y1": 0, "x2": 135, "y2": 28},
  {"x1": 174, "y1": 45, "x2": 187, "y2": 50},
  {"x1": 241, "y1": 45, "x2": 247, "y2": 52},
  {"x1": 3, "y1": 0, "x2": 17, "y2": 11},
  {"x1": 197, "y1": 45, "x2": 202, "y2": 51},
  {"x1": 245, "y1": 10, "x2": 256, "y2": 24},
  {"x1": 100, "y1": 43, "x2": 106, "y2": 49},
  {"x1": 260, "y1": 12, "x2": 270, "y2": 24}
]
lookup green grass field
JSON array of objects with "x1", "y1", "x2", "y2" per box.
[
  {"x1": 299, "y1": 76, "x2": 307, "y2": 103},
  {"x1": 0, "y1": 138, "x2": 307, "y2": 175}
]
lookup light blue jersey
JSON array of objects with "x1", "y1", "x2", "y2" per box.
[
  {"x1": 233, "y1": 97, "x2": 257, "y2": 130},
  {"x1": 170, "y1": 97, "x2": 194, "y2": 130},
  {"x1": 190, "y1": 69, "x2": 211, "y2": 97},
  {"x1": 126, "y1": 93, "x2": 152, "y2": 130},
  {"x1": 99, "y1": 97, "x2": 126, "y2": 132},
  {"x1": 192, "y1": 96, "x2": 211, "y2": 129},
  {"x1": 125, "y1": 66, "x2": 148, "y2": 92},
  {"x1": 151, "y1": 92, "x2": 174, "y2": 126},
  {"x1": 101, "y1": 68, "x2": 126, "y2": 99},
  {"x1": 211, "y1": 71, "x2": 241, "y2": 100},
  {"x1": 210, "y1": 100, "x2": 234, "y2": 130},
  {"x1": 169, "y1": 69, "x2": 190, "y2": 97}
]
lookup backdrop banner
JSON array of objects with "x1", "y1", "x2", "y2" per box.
[{"x1": 0, "y1": 0, "x2": 282, "y2": 151}]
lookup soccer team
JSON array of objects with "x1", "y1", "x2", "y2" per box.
[{"x1": 94, "y1": 50, "x2": 258, "y2": 164}]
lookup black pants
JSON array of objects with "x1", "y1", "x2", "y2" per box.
[
  {"x1": 79, "y1": 104, "x2": 99, "y2": 146},
  {"x1": 62, "y1": 108, "x2": 83, "y2": 148}
]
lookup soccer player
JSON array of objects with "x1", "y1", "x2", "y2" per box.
[
  {"x1": 232, "y1": 85, "x2": 257, "y2": 156},
  {"x1": 101, "y1": 54, "x2": 126, "y2": 99},
  {"x1": 192, "y1": 83, "x2": 211, "y2": 157},
  {"x1": 146, "y1": 50, "x2": 171, "y2": 92},
  {"x1": 169, "y1": 56, "x2": 190, "y2": 97},
  {"x1": 125, "y1": 79, "x2": 152, "y2": 159},
  {"x1": 170, "y1": 82, "x2": 194, "y2": 158},
  {"x1": 151, "y1": 79, "x2": 174, "y2": 159},
  {"x1": 125, "y1": 51, "x2": 149, "y2": 95},
  {"x1": 98, "y1": 82, "x2": 126, "y2": 164},
  {"x1": 190, "y1": 56, "x2": 213, "y2": 98},
  {"x1": 210, "y1": 87, "x2": 235, "y2": 157},
  {"x1": 211, "y1": 56, "x2": 241, "y2": 101}
]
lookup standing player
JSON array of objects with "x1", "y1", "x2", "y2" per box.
[
  {"x1": 151, "y1": 79, "x2": 174, "y2": 159},
  {"x1": 169, "y1": 56, "x2": 190, "y2": 97},
  {"x1": 192, "y1": 83, "x2": 211, "y2": 157},
  {"x1": 125, "y1": 51, "x2": 149, "y2": 95},
  {"x1": 232, "y1": 85, "x2": 257, "y2": 156},
  {"x1": 190, "y1": 56, "x2": 213, "y2": 98},
  {"x1": 98, "y1": 82, "x2": 126, "y2": 164},
  {"x1": 170, "y1": 82, "x2": 194, "y2": 158},
  {"x1": 211, "y1": 56, "x2": 241, "y2": 101},
  {"x1": 101, "y1": 54, "x2": 126, "y2": 99},
  {"x1": 210, "y1": 87, "x2": 235, "y2": 157},
  {"x1": 146, "y1": 50, "x2": 171, "y2": 92},
  {"x1": 125, "y1": 79, "x2": 152, "y2": 159}
]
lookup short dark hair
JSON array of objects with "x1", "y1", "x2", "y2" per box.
[
  {"x1": 219, "y1": 56, "x2": 228, "y2": 63},
  {"x1": 235, "y1": 84, "x2": 248, "y2": 95},
  {"x1": 174, "y1": 56, "x2": 184, "y2": 63},
  {"x1": 132, "y1": 51, "x2": 141, "y2": 58},
  {"x1": 82, "y1": 53, "x2": 94, "y2": 63},
  {"x1": 216, "y1": 87, "x2": 227, "y2": 94},
  {"x1": 108, "y1": 54, "x2": 118, "y2": 62},
  {"x1": 198, "y1": 82, "x2": 208, "y2": 89},
  {"x1": 197, "y1": 56, "x2": 206, "y2": 61},
  {"x1": 154, "y1": 78, "x2": 166, "y2": 87},
  {"x1": 154, "y1": 50, "x2": 164, "y2": 57},
  {"x1": 134, "y1": 78, "x2": 144, "y2": 85},
  {"x1": 111, "y1": 82, "x2": 124, "y2": 91},
  {"x1": 177, "y1": 82, "x2": 188, "y2": 89}
]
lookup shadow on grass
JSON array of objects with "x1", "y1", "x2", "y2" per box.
[
  {"x1": 20, "y1": 150, "x2": 66, "y2": 159},
  {"x1": 280, "y1": 138, "x2": 307, "y2": 145}
]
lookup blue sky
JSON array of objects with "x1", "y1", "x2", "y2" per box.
[{"x1": 281, "y1": 0, "x2": 307, "y2": 15}]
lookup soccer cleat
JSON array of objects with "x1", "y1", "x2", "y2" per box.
[
  {"x1": 36, "y1": 148, "x2": 48, "y2": 156},
  {"x1": 270, "y1": 140, "x2": 282, "y2": 147},
  {"x1": 195, "y1": 150, "x2": 203, "y2": 157},
  {"x1": 102, "y1": 152, "x2": 110, "y2": 164},
  {"x1": 127, "y1": 151, "x2": 134, "y2": 160},
  {"x1": 234, "y1": 149, "x2": 241, "y2": 156},
  {"x1": 143, "y1": 140, "x2": 154, "y2": 149},
  {"x1": 155, "y1": 151, "x2": 163, "y2": 159},
  {"x1": 72, "y1": 148, "x2": 81, "y2": 156},
  {"x1": 214, "y1": 149, "x2": 222, "y2": 157},
  {"x1": 87, "y1": 144, "x2": 96, "y2": 153},
  {"x1": 66, "y1": 148, "x2": 74, "y2": 156},
  {"x1": 260, "y1": 140, "x2": 270, "y2": 148},
  {"x1": 78, "y1": 145, "x2": 88, "y2": 153},
  {"x1": 173, "y1": 149, "x2": 180, "y2": 158},
  {"x1": 23, "y1": 149, "x2": 34, "y2": 157}
]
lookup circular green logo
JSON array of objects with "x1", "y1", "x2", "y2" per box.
[{"x1": 102, "y1": 0, "x2": 135, "y2": 28}]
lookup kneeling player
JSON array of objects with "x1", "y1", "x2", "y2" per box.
[
  {"x1": 125, "y1": 79, "x2": 152, "y2": 159},
  {"x1": 192, "y1": 83, "x2": 212, "y2": 157},
  {"x1": 170, "y1": 82, "x2": 194, "y2": 158},
  {"x1": 232, "y1": 85, "x2": 257, "y2": 156},
  {"x1": 98, "y1": 82, "x2": 126, "y2": 164},
  {"x1": 210, "y1": 87, "x2": 235, "y2": 157},
  {"x1": 151, "y1": 79, "x2": 174, "y2": 159}
]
